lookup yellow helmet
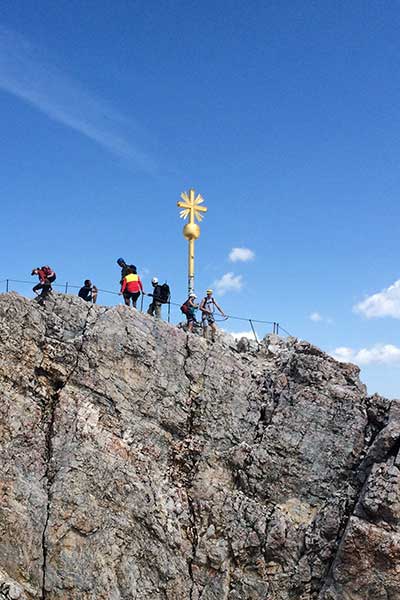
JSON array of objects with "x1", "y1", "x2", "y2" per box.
[{"x1": 206, "y1": 288, "x2": 213, "y2": 294}]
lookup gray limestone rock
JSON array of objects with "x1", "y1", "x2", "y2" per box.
[{"x1": 0, "y1": 292, "x2": 398, "y2": 599}]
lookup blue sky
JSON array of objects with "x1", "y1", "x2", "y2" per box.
[{"x1": 1, "y1": 1, "x2": 400, "y2": 398}]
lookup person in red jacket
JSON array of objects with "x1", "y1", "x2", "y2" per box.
[
  {"x1": 119, "y1": 267, "x2": 144, "y2": 308},
  {"x1": 31, "y1": 266, "x2": 56, "y2": 299}
]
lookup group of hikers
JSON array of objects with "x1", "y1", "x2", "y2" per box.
[{"x1": 30, "y1": 258, "x2": 226, "y2": 342}]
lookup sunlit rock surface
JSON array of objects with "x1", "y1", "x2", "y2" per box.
[{"x1": 0, "y1": 292, "x2": 399, "y2": 599}]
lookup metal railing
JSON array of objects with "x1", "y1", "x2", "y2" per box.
[{"x1": 0, "y1": 278, "x2": 293, "y2": 342}]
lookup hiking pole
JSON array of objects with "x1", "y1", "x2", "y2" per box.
[{"x1": 140, "y1": 293, "x2": 144, "y2": 312}]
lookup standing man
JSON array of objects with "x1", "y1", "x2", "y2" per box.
[
  {"x1": 147, "y1": 277, "x2": 162, "y2": 318},
  {"x1": 117, "y1": 258, "x2": 137, "y2": 283},
  {"x1": 199, "y1": 288, "x2": 226, "y2": 342},
  {"x1": 78, "y1": 280, "x2": 98, "y2": 303}
]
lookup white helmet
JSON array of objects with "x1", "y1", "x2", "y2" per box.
[
  {"x1": 189, "y1": 292, "x2": 197, "y2": 298},
  {"x1": 152, "y1": 277, "x2": 158, "y2": 284}
]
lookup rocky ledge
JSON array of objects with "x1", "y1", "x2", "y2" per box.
[{"x1": 0, "y1": 292, "x2": 399, "y2": 600}]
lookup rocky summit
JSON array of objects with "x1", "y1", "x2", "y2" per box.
[{"x1": 0, "y1": 293, "x2": 399, "y2": 600}]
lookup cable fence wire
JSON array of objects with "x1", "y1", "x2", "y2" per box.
[{"x1": 2, "y1": 278, "x2": 294, "y2": 340}]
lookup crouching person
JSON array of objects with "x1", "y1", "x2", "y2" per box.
[{"x1": 78, "y1": 280, "x2": 98, "y2": 303}]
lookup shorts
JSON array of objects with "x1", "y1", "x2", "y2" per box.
[
  {"x1": 202, "y1": 314, "x2": 215, "y2": 326},
  {"x1": 124, "y1": 291, "x2": 140, "y2": 302}
]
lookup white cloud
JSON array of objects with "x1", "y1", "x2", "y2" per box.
[
  {"x1": 0, "y1": 26, "x2": 155, "y2": 172},
  {"x1": 310, "y1": 312, "x2": 322, "y2": 322},
  {"x1": 213, "y1": 272, "x2": 243, "y2": 296},
  {"x1": 229, "y1": 331, "x2": 256, "y2": 340},
  {"x1": 331, "y1": 347, "x2": 355, "y2": 362},
  {"x1": 331, "y1": 344, "x2": 400, "y2": 366},
  {"x1": 309, "y1": 312, "x2": 333, "y2": 324},
  {"x1": 354, "y1": 279, "x2": 400, "y2": 319},
  {"x1": 228, "y1": 247, "x2": 255, "y2": 263}
]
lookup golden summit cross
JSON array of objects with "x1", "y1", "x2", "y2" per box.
[
  {"x1": 177, "y1": 189, "x2": 208, "y2": 295},
  {"x1": 177, "y1": 189, "x2": 207, "y2": 223}
]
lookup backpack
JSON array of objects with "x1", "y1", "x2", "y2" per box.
[
  {"x1": 201, "y1": 296, "x2": 215, "y2": 312},
  {"x1": 42, "y1": 266, "x2": 56, "y2": 281},
  {"x1": 158, "y1": 283, "x2": 170, "y2": 304},
  {"x1": 180, "y1": 301, "x2": 189, "y2": 314}
]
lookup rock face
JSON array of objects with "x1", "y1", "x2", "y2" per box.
[{"x1": 0, "y1": 292, "x2": 399, "y2": 600}]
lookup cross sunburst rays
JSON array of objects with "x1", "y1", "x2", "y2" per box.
[{"x1": 177, "y1": 189, "x2": 208, "y2": 223}]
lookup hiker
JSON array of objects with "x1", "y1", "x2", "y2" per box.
[
  {"x1": 181, "y1": 293, "x2": 198, "y2": 333},
  {"x1": 199, "y1": 289, "x2": 226, "y2": 342},
  {"x1": 78, "y1": 280, "x2": 98, "y2": 304},
  {"x1": 119, "y1": 267, "x2": 144, "y2": 308},
  {"x1": 147, "y1": 277, "x2": 170, "y2": 319},
  {"x1": 117, "y1": 258, "x2": 137, "y2": 284},
  {"x1": 31, "y1": 266, "x2": 56, "y2": 299}
]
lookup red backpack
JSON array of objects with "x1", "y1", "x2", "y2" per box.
[
  {"x1": 42, "y1": 266, "x2": 56, "y2": 280},
  {"x1": 180, "y1": 301, "x2": 190, "y2": 314}
]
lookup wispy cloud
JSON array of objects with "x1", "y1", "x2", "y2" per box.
[
  {"x1": 354, "y1": 279, "x2": 400, "y2": 319},
  {"x1": 213, "y1": 272, "x2": 243, "y2": 296},
  {"x1": 0, "y1": 26, "x2": 155, "y2": 172},
  {"x1": 309, "y1": 311, "x2": 322, "y2": 322},
  {"x1": 309, "y1": 312, "x2": 333, "y2": 324},
  {"x1": 228, "y1": 247, "x2": 255, "y2": 263},
  {"x1": 331, "y1": 344, "x2": 400, "y2": 365}
]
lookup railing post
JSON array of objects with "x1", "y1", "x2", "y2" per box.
[
  {"x1": 140, "y1": 293, "x2": 144, "y2": 312},
  {"x1": 276, "y1": 322, "x2": 279, "y2": 335},
  {"x1": 168, "y1": 300, "x2": 171, "y2": 323},
  {"x1": 249, "y1": 319, "x2": 259, "y2": 345},
  {"x1": 6, "y1": 279, "x2": 9, "y2": 292},
  {"x1": 65, "y1": 282, "x2": 69, "y2": 294}
]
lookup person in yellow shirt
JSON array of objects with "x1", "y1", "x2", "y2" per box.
[{"x1": 119, "y1": 268, "x2": 144, "y2": 308}]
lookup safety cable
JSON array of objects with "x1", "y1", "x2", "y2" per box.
[
  {"x1": 2, "y1": 278, "x2": 293, "y2": 336},
  {"x1": 277, "y1": 325, "x2": 293, "y2": 337},
  {"x1": 166, "y1": 299, "x2": 276, "y2": 326}
]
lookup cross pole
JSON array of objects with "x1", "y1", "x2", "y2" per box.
[{"x1": 177, "y1": 189, "x2": 208, "y2": 295}]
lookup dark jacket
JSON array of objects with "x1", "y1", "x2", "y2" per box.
[
  {"x1": 149, "y1": 284, "x2": 163, "y2": 303},
  {"x1": 78, "y1": 286, "x2": 93, "y2": 302}
]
